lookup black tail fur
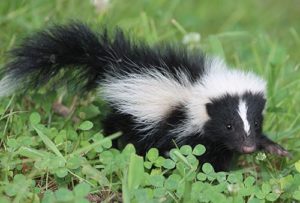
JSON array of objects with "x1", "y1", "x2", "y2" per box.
[{"x1": 1, "y1": 22, "x2": 113, "y2": 93}]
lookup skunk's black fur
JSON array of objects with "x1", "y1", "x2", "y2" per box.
[{"x1": 0, "y1": 22, "x2": 289, "y2": 171}]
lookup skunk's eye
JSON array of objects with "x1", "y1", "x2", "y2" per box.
[
  {"x1": 254, "y1": 121, "x2": 259, "y2": 128},
  {"x1": 226, "y1": 124, "x2": 233, "y2": 130}
]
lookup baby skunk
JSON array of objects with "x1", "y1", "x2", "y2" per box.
[{"x1": 0, "y1": 22, "x2": 289, "y2": 171}]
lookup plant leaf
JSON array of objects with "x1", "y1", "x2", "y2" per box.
[
  {"x1": 128, "y1": 153, "x2": 144, "y2": 190},
  {"x1": 78, "y1": 121, "x2": 94, "y2": 131}
]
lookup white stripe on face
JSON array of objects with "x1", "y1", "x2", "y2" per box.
[{"x1": 238, "y1": 100, "x2": 250, "y2": 136}]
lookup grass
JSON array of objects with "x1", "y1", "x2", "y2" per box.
[{"x1": 0, "y1": 0, "x2": 300, "y2": 202}]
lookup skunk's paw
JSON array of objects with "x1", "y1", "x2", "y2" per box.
[{"x1": 265, "y1": 143, "x2": 291, "y2": 157}]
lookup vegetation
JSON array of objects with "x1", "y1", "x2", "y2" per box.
[{"x1": 0, "y1": 0, "x2": 299, "y2": 202}]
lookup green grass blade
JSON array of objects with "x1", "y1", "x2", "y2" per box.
[
  {"x1": 33, "y1": 125, "x2": 66, "y2": 162},
  {"x1": 70, "y1": 132, "x2": 121, "y2": 156}
]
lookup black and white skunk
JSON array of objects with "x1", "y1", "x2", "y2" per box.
[{"x1": 0, "y1": 22, "x2": 289, "y2": 171}]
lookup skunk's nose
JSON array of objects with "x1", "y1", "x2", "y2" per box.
[{"x1": 242, "y1": 146, "x2": 256, "y2": 153}]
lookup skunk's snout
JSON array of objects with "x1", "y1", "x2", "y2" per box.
[
  {"x1": 239, "y1": 131, "x2": 257, "y2": 153},
  {"x1": 241, "y1": 145, "x2": 256, "y2": 153}
]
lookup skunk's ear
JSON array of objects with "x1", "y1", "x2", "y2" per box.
[{"x1": 205, "y1": 103, "x2": 214, "y2": 117}]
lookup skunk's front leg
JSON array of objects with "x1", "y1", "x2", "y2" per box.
[{"x1": 258, "y1": 134, "x2": 290, "y2": 157}]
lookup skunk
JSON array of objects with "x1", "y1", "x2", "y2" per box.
[{"x1": 0, "y1": 22, "x2": 289, "y2": 171}]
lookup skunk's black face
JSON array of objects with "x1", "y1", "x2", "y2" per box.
[{"x1": 204, "y1": 92, "x2": 266, "y2": 154}]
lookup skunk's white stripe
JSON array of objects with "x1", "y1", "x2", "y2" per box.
[
  {"x1": 198, "y1": 58, "x2": 266, "y2": 99},
  {"x1": 238, "y1": 100, "x2": 250, "y2": 136},
  {"x1": 100, "y1": 69, "x2": 192, "y2": 129}
]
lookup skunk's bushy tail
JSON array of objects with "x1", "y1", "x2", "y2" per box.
[
  {"x1": 0, "y1": 22, "x2": 115, "y2": 96},
  {"x1": 0, "y1": 22, "x2": 205, "y2": 97}
]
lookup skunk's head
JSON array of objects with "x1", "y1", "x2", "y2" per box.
[
  {"x1": 187, "y1": 58, "x2": 268, "y2": 154},
  {"x1": 204, "y1": 92, "x2": 266, "y2": 153}
]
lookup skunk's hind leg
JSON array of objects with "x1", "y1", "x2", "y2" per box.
[{"x1": 102, "y1": 111, "x2": 149, "y2": 154}]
